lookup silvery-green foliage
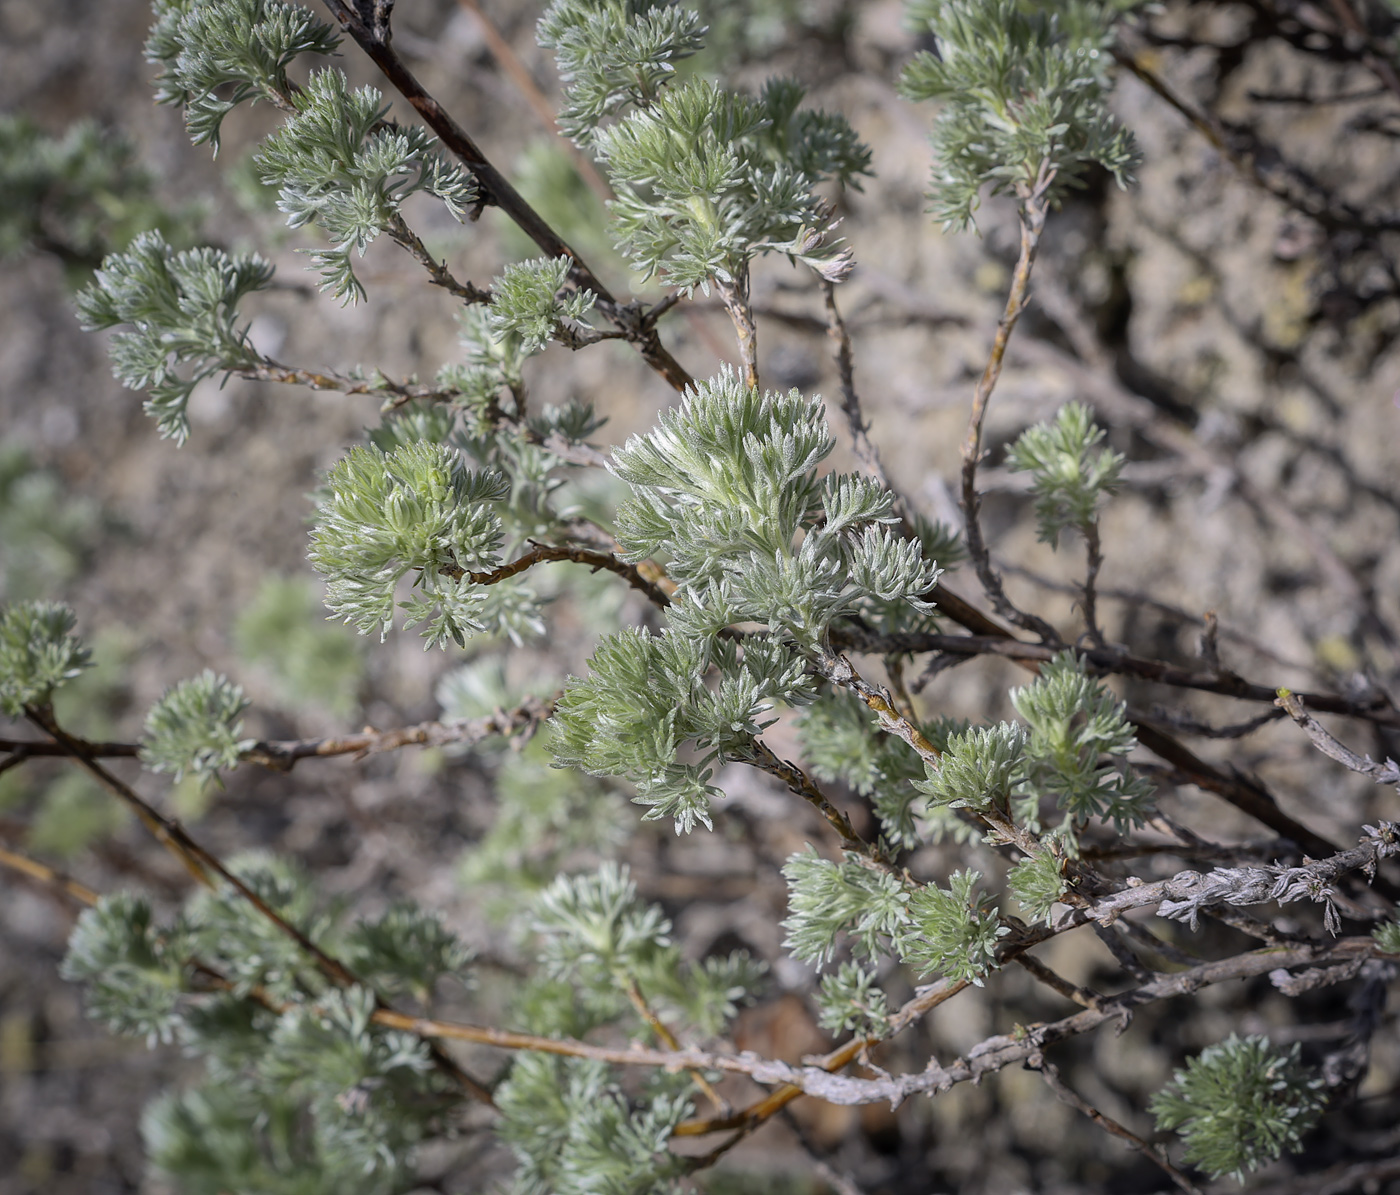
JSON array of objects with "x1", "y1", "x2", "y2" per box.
[
  {"x1": 896, "y1": 870, "x2": 1007, "y2": 984},
  {"x1": 140, "y1": 670, "x2": 251, "y2": 786},
  {"x1": 185, "y1": 855, "x2": 335, "y2": 1001},
  {"x1": 1011, "y1": 650, "x2": 1154, "y2": 833},
  {"x1": 611, "y1": 368, "x2": 940, "y2": 645},
  {"x1": 495, "y1": 1055, "x2": 691, "y2": 1195},
  {"x1": 0, "y1": 115, "x2": 202, "y2": 270},
  {"x1": 537, "y1": 0, "x2": 708, "y2": 142},
  {"x1": 489, "y1": 255, "x2": 598, "y2": 353},
  {"x1": 254, "y1": 69, "x2": 475, "y2": 302},
  {"x1": 532, "y1": 862, "x2": 764, "y2": 1035},
  {"x1": 1150, "y1": 1035, "x2": 1327, "y2": 1180},
  {"x1": 75, "y1": 231, "x2": 274, "y2": 442},
  {"x1": 781, "y1": 849, "x2": 911, "y2": 965},
  {"x1": 435, "y1": 306, "x2": 533, "y2": 429},
  {"x1": 916, "y1": 722, "x2": 1027, "y2": 815},
  {"x1": 342, "y1": 904, "x2": 473, "y2": 1003},
  {"x1": 146, "y1": 0, "x2": 341, "y2": 151},
  {"x1": 1007, "y1": 402, "x2": 1123, "y2": 546},
  {"x1": 1007, "y1": 848, "x2": 1070, "y2": 924},
  {"x1": 815, "y1": 961, "x2": 891, "y2": 1036},
  {"x1": 63, "y1": 856, "x2": 472, "y2": 1195},
  {"x1": 898, "y1": 0, "x2": 1140, "y2": 230},
  {"x1": 595, "y1": 77, "x2": 862, "y2": 290},
  {"x1": 259, "y1": 986, "x2": 444, "y2": 1190},
  {"x1": 308, "y1": 441, "x2": 510, "y2": 648},
  {"x1": 556, "y1": 370, "x2": 935, "y2": 833},
  {"x1": 60, "y1": 893, "x2": 188, "y2": 1045},
  {"x1": 1374, "y1": 913, "x2": 1400, "y2": 954},
  {"x1": 552, "y1": 627, "x2": 812, "y2": 832},
  {"x1": 756, "y1": 77, "x2": 873, "y2": 190},
  {"x1": 0, "y1": 600, "x2": 92, "y2": 715}
]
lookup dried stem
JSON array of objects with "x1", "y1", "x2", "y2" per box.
[
  {"x1": 715, "y1": 262, "x2": 759, "y2": 390},
  {"x1": 1276, "y1": 690, "x2": 1400, "y2": 786},
  {"x1": 440, "y1": 540, "x2": 673, "y2": 610},
  {"x1": 746, "y1": 738, "x2": 873, "y2": 858},
  {"x1": 1028, "y1": 1055, "x2": 1202, "y2": 1195},
  {"x1": 623, "y1": 978, "x2": 727, "y2": 1115},
  {"x1": 0, "y1": 841, "x2": 100, "y2": 906},
  {"x1": 1081, "y1": 518, "x2": 1106, "y2": 649},
  {"x1": 960, "y1": 164, "x2": 1062, "y2": 642}
]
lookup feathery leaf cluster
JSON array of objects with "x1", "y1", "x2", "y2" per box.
[
  {"x1": 781, "y1": 849, "x2": 912, "y2": 965},
  {"x1": 75, "y1": 231, "x2": 273, "y2": 443},
  {"x1": 140, "y1": 670, "x2": 251, "y2": 786},
  {"x1": 254, "y1": 69, "x2": 475, "y2": 302},
  {"x1": 488, "y1": 255, "x2": 597, "y2": 353},
  {"x1": 898, "y1": 0, "x2": 1140, "y2": 229},
  {"x1": 612, "y1": 367, "x2": 939, "y2": 644},
  {"x1": 1011, "y1": 650, "x2": 1154, "y2": 834},
  {"x1": 555, "y1": 369, "x2": 937, "y2": 832},
  {"x1": 597, "y1": 77, "x2": 862, "y2": 289},
  {"x1": 1007, "y1": 401, "x2": 1123, "y2": 545},
  {"x1": 62, "y1": 858, "x2": 471, "y2": 1194},
  {"x1": 815, "y1": 960, "x2": 891, "y2": 1035},
  {"x1": 896, "y1": 869, "x2": 1007, "y2": 984},
  {"x1": 551, "y1": 627, "x2": 811, "y2": 832},
  {"x1": 540, "y1": 0, "x2": 869, "y2": 290},
  {"x1": 496, "y1": 1055, "x2": 692, "y2": 1195},
  {"x1": 537, "y1": 0, "x2": 708, "y2": 142},
  {"x1": 1151, "y1": 1035, "x2": 1327, "y2": 1180},
  {"x1": 308, "y1": 441, "x2": 509, "y2": 649},
  {"x1": 533, "y1": 863, "x2": 765, "y2": 1035},
  {"x1": 146, "y1": 0, "x2": 341, "y2": 150},
  {"x1": 0, "y1": 600, "x2": 92, "y2": 716}
]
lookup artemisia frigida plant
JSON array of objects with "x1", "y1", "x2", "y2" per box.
[{"x1": 3, "y1": 0, "x2": 1399, "y2": 1191}]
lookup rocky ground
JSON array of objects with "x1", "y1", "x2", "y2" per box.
[{"x1": 2, "y1": 1, "x2": 1400, "y2": 1192}]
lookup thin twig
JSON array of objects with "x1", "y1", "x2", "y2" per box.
[
  {"x1": 1028, "y1": 1055, "x2": 1202, "y2": 1195},
  {"x1": 0, "y1": 841, "x2": 100, "y2": 906},
  {"x1": 244, "y1": 696, "x2": 556, "y2": 771},
  {"x1": 451, "y1": 0, "x2": 614, "y2": 204},
  {"x1": 317, "y1": 0, "x2": 695, "y2": 393},
  {"x1": 959, "y1": 163, "x2": 1062, "y2": 642},
  {"x1": 439, "y1": 540, "x2": 673, "y2": 610},
  {"x1": 1276, "y1": 691, "x2": 1400, "y2": 786},
  {"x1": 385, "y1": 212, "x2": 492, "y2": 303},
  {"x1": 746, "y1": 739, "x2": 873, "y2": 858},
  {"x1": 623, "y1": 978, "x2": 727, "y2": 1115},
  {"x1": 826, "y1": 628, "x2": 1400, "y2": 731},
  {"x1": 1081, "y1": 518, "x2": 1106, "y2": 649},
  {"x1": 822, "y1": 279, "x2": 888, "y2": 487}
]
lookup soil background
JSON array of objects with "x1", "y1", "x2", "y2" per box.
[{"x1": 2, "y1": 1, "x2": 1400, "y2": 1192}]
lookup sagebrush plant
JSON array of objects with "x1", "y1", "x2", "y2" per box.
[{"x1": 5, "y1": 0, "x2": 1400, "y2": 1191}]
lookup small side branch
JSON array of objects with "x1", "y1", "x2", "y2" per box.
[
  {"x1": 1276, "y1": 690, "x2": 1400, "y2": 786},
  {"x1": 960, "y1": 164, "x2": 1061, "y2": 643},
  {"x1": 747, "y1": 739, "x2": 873, "y2": 859},
  {"x1": 441, "y1": 541, "x2": 673, "y2": 611},
  {"x1": 25, "y1": 705, "x2": 495, "y2": 1104},
  {"x1": 385, "y1": 212, "x2": 492, "y2": 303},
  {"x1": 1028, "y1": 1055, "x2": 1202, "y2": 1195}
]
